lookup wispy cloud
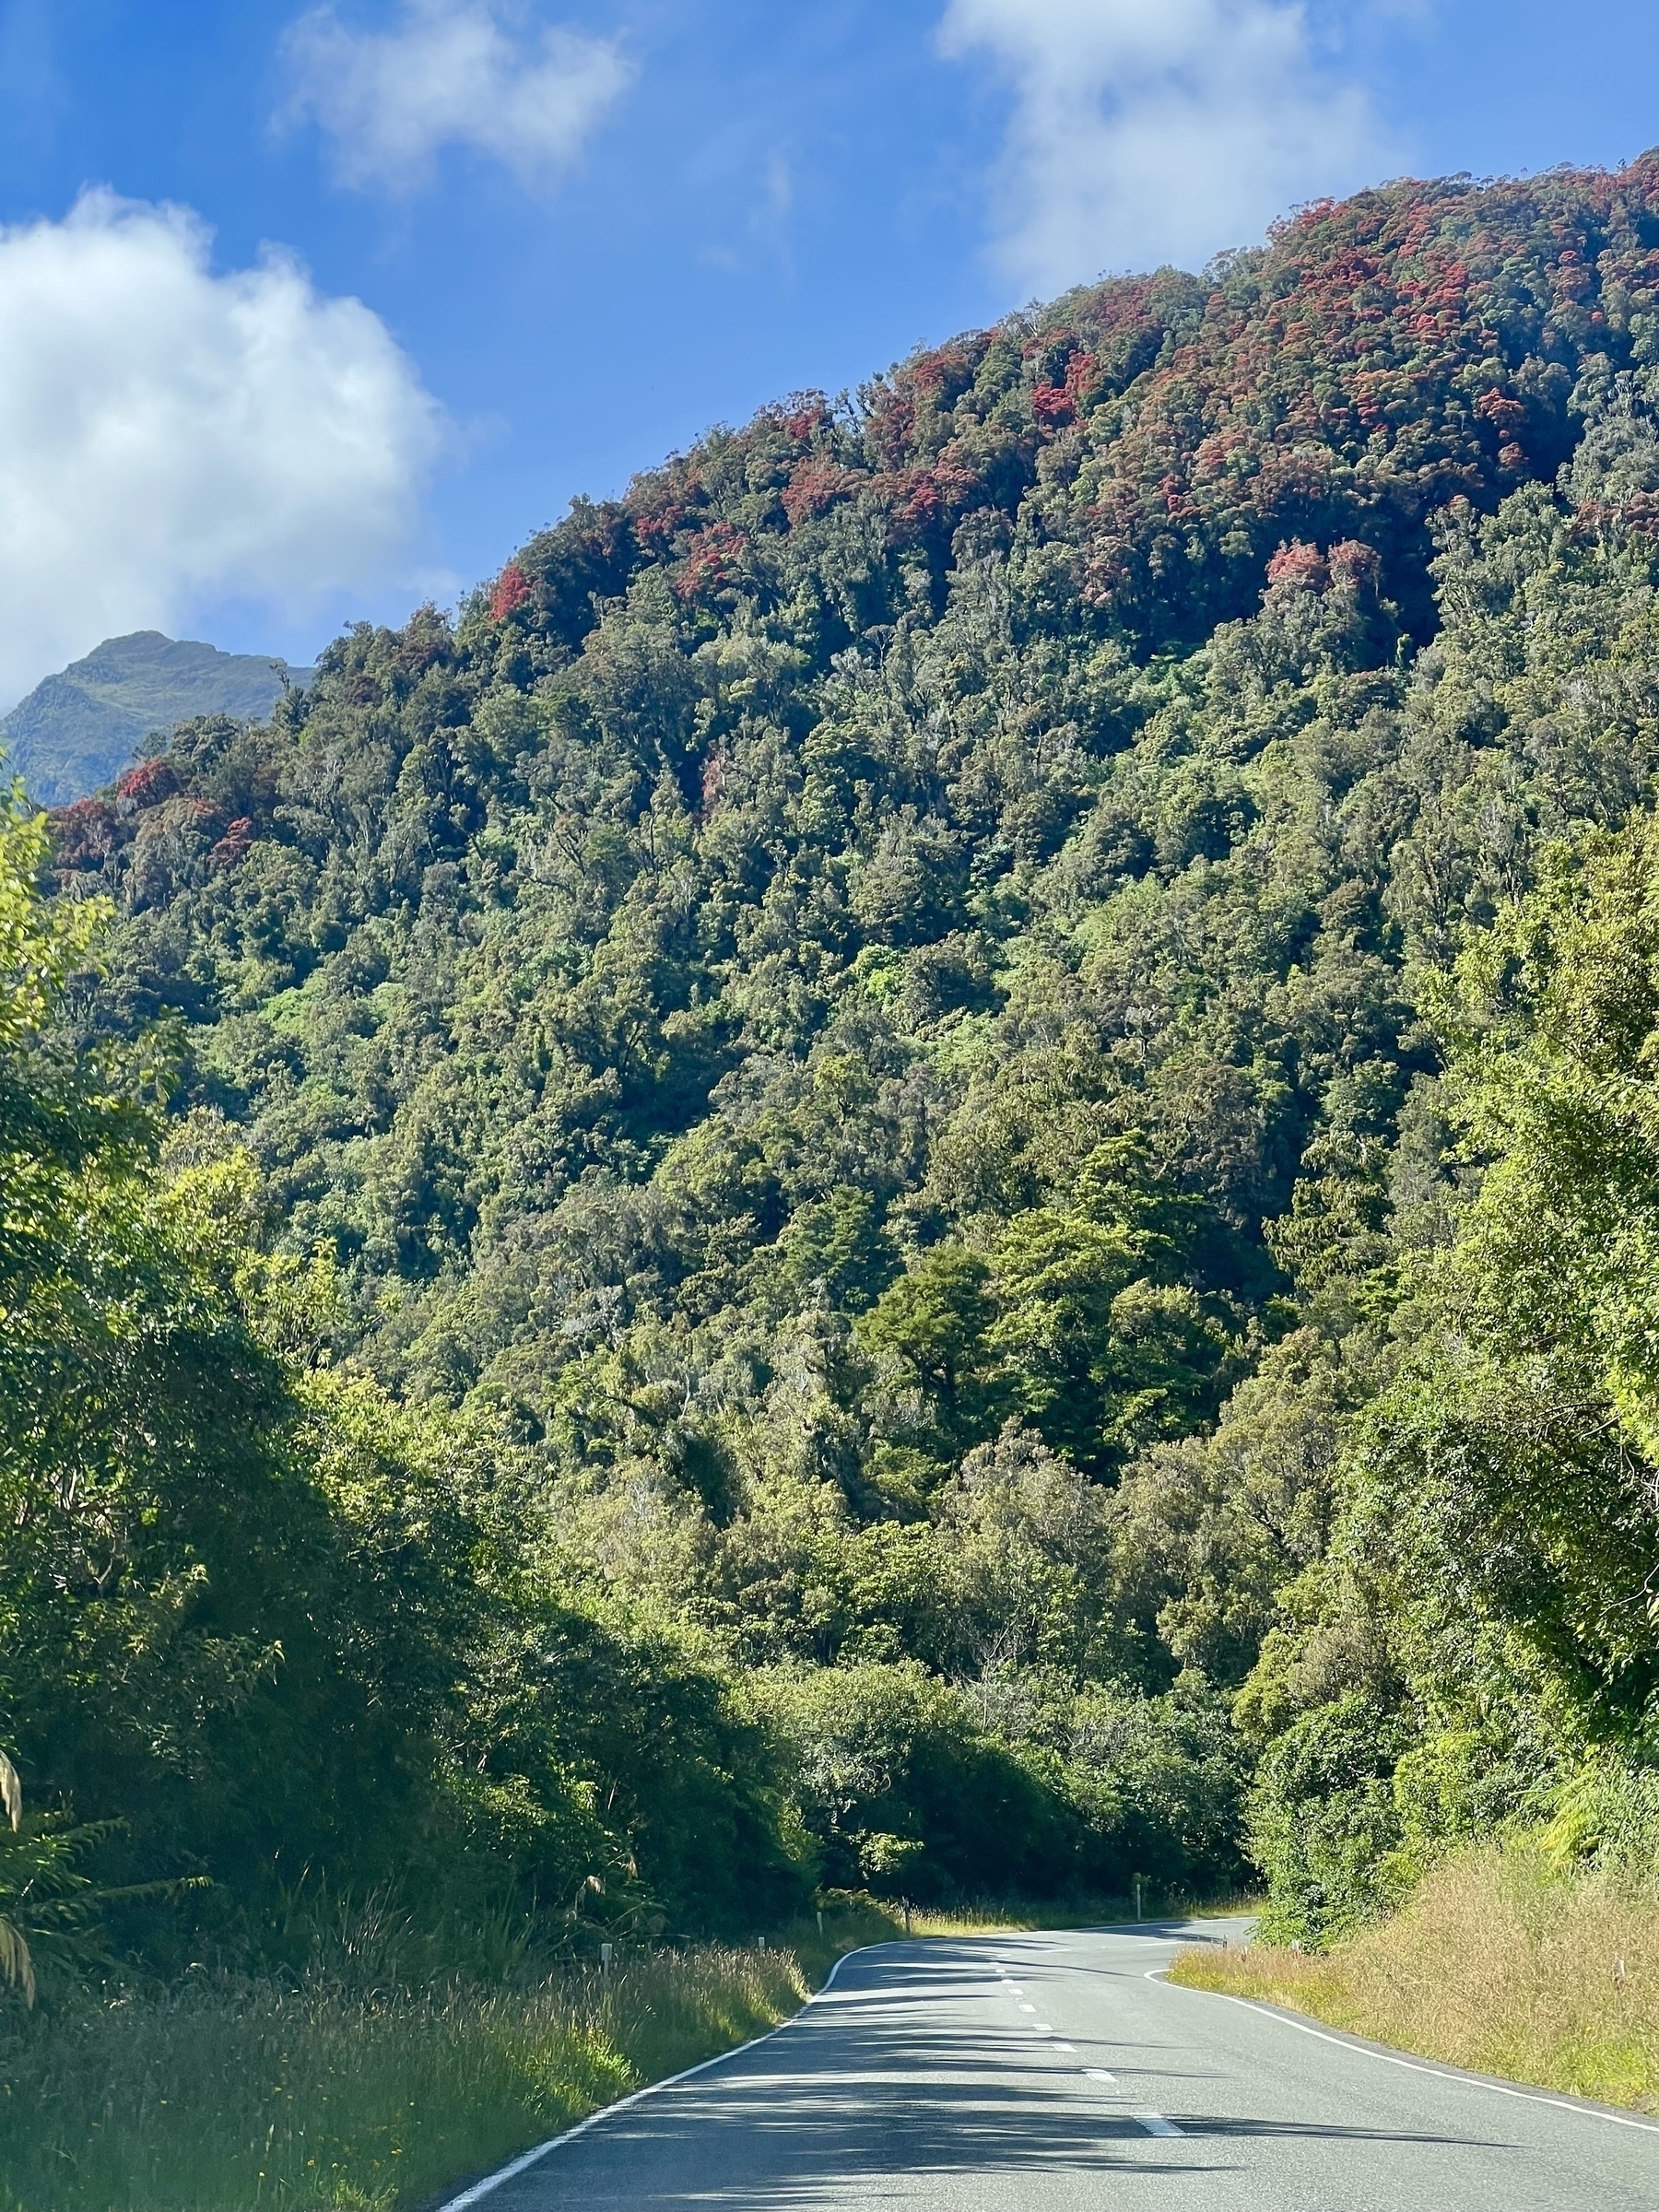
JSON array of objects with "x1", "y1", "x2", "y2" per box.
[
  {"x1": 0, "y1": 191, "x2": 442, "y2": 707},
  {"x1": 939, "y1": 0, "x2": 1397, "y2": 292},
  {"x1": 281, "y1": 0, "x2": 633, "y2": 193}
]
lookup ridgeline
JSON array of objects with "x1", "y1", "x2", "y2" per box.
[{"x1": 5, "y1": 630, "x2": 311, "y2": 807}]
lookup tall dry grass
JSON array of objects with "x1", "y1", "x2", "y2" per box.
[
  {"x1": 0, "y1": 1912, "x2": 882, "y2": 2212},
  {"x1": 1171, "y1": 1840, "x2": 1659, "y2": 2111}
]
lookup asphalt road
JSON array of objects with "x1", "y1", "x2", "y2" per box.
[{"x1": 459, "y1": 1921, "x2": 1659, "y2": 2211}]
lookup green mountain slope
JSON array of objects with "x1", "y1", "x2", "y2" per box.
[
  {"x1": 4, "y1": 630, "x2": 312, "y2": 806},
  {"x1": 18, "y1": 153, "x2": 1659, "y2": 1945}
]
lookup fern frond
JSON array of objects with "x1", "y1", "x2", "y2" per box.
[{"x1": 0, "y1": 1915, "x2": 35, "y2": 2006}]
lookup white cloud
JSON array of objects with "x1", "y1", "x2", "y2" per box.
[
  {"x1": 0, "y1": 190, "x2": 442, "y2": 708},
  {"x1": 281, "y1": 0, "x2": 633, "y2": 192},
  {"x1": 939, "y1": 0, "x2": 1397, "y2": 293}
]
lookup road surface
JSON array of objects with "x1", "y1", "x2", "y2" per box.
[{"x1": 456, "y1": 1921, "x2": 1659, "y2": 2210}]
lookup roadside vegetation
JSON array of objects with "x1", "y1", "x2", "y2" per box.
[
  {"x1": 0, "y1": 1900, "x2": 895, "y2": 2212},
  {"x1": 1171, "y1": 1838, "x2": 1659, "y2": 2114}
]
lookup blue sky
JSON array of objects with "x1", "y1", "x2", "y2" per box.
[{"x1": 0, "y1": 0, "x2": 1653, "y2": 701}]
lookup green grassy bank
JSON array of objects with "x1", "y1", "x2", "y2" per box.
[
  {"x1": 0, "y1": 1909, "x2": 889, "y2": 2212},
  {"x1": 1170, "y1": 1842, "x2": 1659, "y2": 2113}
]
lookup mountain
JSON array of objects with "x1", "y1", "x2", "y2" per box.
[
  {"x1": 2, "y1": 629, "x2": 313, "y2": 805},
  {"x1": 19, "y1": 152, "x2": 1659, "y2": 1953}
]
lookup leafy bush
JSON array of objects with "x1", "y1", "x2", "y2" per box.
[{"x1": 755, "y1": 1663, "x2": 1078, "y2": 1900}]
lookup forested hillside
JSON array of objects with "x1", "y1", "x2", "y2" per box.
[{"x1": 15, "y1": 154, "x2": 1659, "y2": 1971}]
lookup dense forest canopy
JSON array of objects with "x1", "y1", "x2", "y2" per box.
[{"x1": 13, "y1": 153, "x2": 1659, "y2": 1968}]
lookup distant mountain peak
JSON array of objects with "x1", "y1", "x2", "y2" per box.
[{"x1": 2, "y1": 630, "x2": 313, "y2": 807}]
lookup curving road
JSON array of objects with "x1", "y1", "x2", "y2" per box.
[{"x1": 452, "y1": 1921, "x2": 1659, "y2": 2210}]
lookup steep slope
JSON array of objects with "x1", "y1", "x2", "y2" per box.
[
  {"x1": 6, "y1": 630, "x2": 312, "y2": 805},
  {"x1": 56, "y1": 157, "x2": 1659, "y2": 1371},
  {"x1": 40, "y1": 153, "x2": 1659, "y2": 1914}
]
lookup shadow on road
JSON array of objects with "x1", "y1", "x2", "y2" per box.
[{"x1": 490, "y1": 1937, "x2": 1492, "y2": 2210}]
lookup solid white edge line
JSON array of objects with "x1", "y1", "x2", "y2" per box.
[
  {"x1": 433, "y1": 1944, "x2": 879, "y2": 2210},
  {"x1": 1146, "y1": 1970, "x2": 1659, "y2": 2136}
]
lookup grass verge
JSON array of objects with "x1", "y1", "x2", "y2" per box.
[
  {"x1": 0, "y1": 1905, "x2": 891, "y2": 2212},
  {"x1": 1169, "y1": 1841, "x2": 1659, "y2": 2112}
]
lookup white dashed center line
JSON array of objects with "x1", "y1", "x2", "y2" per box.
[{"x1": 984, "y1": 1950, "x2": 1189, "y2": 2152}]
